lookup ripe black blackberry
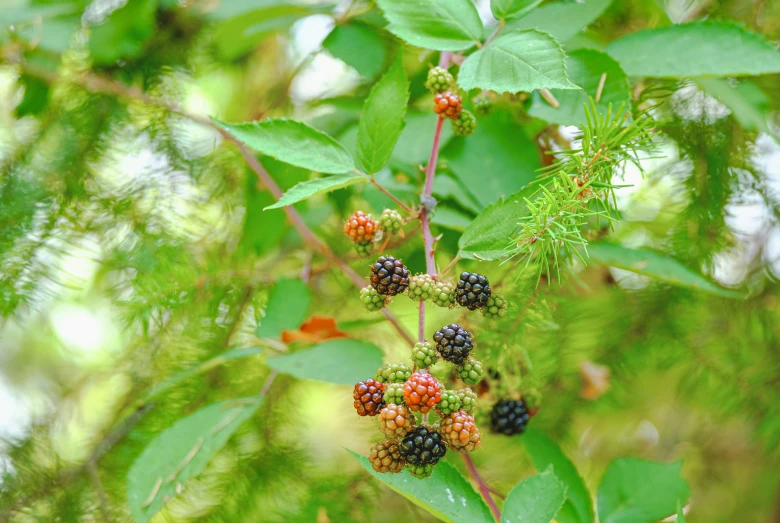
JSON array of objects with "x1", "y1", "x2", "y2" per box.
[
  {"x1": 455, "y1": 272, "x2": 491, "y2": 310},
  {"x1": 398, "y1": 426, "x2": 446, "y2": 469},
  {"x1": 433, "y1": 323, "x2": 473, "y2": 364},
  {"x1": 490, "y1": 398, "x2": 530, "y2": 436},
  {"x1": 370, "y1": 255, "x2": 410, "y2": 296}
]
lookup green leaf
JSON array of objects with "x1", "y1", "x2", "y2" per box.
[
  {"x1": 127, "y1": 397, "x2": 263, "y2": 523},
  {"x1": 458, "y1": 30, "x2": 579, "y2": 93},
  {"x1": 264, "y1": 173, "x2": 368, "y2": 210},
  {"x1": 528, "y1": 49, "x2": 630, "y2": 126},
  {"x1": 323, "y1": 23, "x2": 388, "y2": 80},
  {"x1": 586, "y1": 243, "x2": 743, "y2": 298},
  {"x1": 507, "y1": 0, "x2": 612, "y2": 43},
  {"x1": 15, "y1": 74, "x2": 50, "y2": 117},
  {"x1": 522, "y1": 428, "x2": 594, "y2": 523},
  {"x1": 255, "y1": 278, "x2": 311, "y2": 338},
  {"x1": 677, "y1": 505, "x2": 687, "y2": 523},
  {"x1": 501, "y1": 467, "x2": 567, "y2": 523},
  {"x1": 606, "y1": 21, "x2": 780, "y2": 78},
  {"x1": 267, "y1": 339, "x2": 383, "y2": 385},
  {"x1": 89, "y1": 0, "x2": 158, "y2": 65},
  {"x1": 391, "y1": 112, "x2": 455, "y2": 169},
  {"x1": 349, "y1": 450, "x2": 494, "y2": 523},
  {"x1": 696, "y1": 78, "x2": 773, "y2": 135},
  {"x1": 491, "y1": 0, "x2": 543, "y2": 22},
  {"x1": 357, "y1": 58, "x2": 410, "y2": 174},
  {"x1": 0, "y1": 3, "x2": 80, "y2": 26},
  {"x1": 431, "y1": 207, "x2": 473, "y2": 231},
  {"x1": 213, "y1": 118, "x2": 355, "y2": 174},
  {"x1": 374, "y1": 0, "x2": 483, "y2": 51},
  {"x1": 597, "y1": 458, "x2": 690, "y2": 523}
]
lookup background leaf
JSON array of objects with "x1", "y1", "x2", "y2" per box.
[
  {"x1": 357, "y1": 58, "x2": 410, "y2": 174},
  {"x1": 265, "y1": 173, "x2": 367, "y2": 209},
  {"x1": 213, "y1": 118, "x2": 355, "y2": 174},
  {"x1": 586, "y1": 243, "x2": 742, "y2": 298},
  {"x1": 491, "y1": 0, "x2": 543, "y2": 22},
  {"x1": 696, "y1": 78, "x2": 773, "y2": 135},
  {"x1": 606, "y1": 21, "x2": 780, "y2": 78},
  {"x1": 127, "y1": 397, "x2": 263, "y2": 523},
  {"x1": 255, "y1": 278, "x2": 311, "y2": 338},
  {"x1": 501, "y1": 467, "x2": 567, "y2": 523},
  {"x1": 522, "y1": 428, "x2": 594, "y2": 523},
  {"x1": 89, "y1": 0, "x2": 158, "y2": 65},
  {"x1": 374, "y1": 0, "x2": 483, "y2": 51},
  {"x1": 458, "y1": 30, "x2": 579, "y2": 93},
  {"x1": 323, "y1": 22, "x2": 389, "y2": 81},
  {"x1": 597, "y1": 458, "x2": 691, "y2": 523},
  {"x1": 506, "y1": 0, "x2": 612, "y2": 43},
  {"x1": 349, "y1": 450, "x2": 494, "y2": 523},
  {"x1": 266, "y1": 339, "x2": 383, "y2": 385}
]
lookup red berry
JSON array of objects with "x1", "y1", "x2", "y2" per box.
[
  {"x1": 344, "y1": 211, "x2": 378, "y2": 243},
  {"x1": 433, "y1": 91, "x2": 463, "y2": 120},
  {"x1": 440, "y1": 410, "x2": 481, "y2": 452},
  {"x1": 403, "y1": 372, "x2": 441, "y2": 413},
  {"x1": 353, "y1": 379, "x2": 385, "y2": 416}
]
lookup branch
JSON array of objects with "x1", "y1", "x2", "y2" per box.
[{"x1": 463, "y1": 454, "x2": 501, "y2": 521}]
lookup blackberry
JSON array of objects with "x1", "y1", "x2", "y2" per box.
[
  {"x1": 433, "y1": 323, "x2": 473, "y2": 364},
  {"x1": 403, "y1": 372, "x2": 441, "y2": 413},
  {"x1": 457, "y1": 356, "x2": 484, "y2": 385},
  {"x1": 411, "y1": 341, "x2": 438, "y2": 369},
  {"x1": 378, "y1": 403, "x2": 416, "y2": 438},
  {"x1": 355, "y1": 240, "x2": 375, "y2": 257},
  {"x1": 360, "y1": 286, "x2": 387, "y2": 312},
  {"x1": 451, "y1": 110, "x2": 477, "y2": 137},
  {"x1": 425, "y1": 66, "x2": 454, "y2": 93},
  {"x1": 434, "y1": 91, "x2": 463, "y2": 120},
  {"x1": 383, "y1": 383, "x2": 405, "y2": 405},
  {"x1": 369, "y1": 440, "x2": 405, "y2": 473},
  {"x1": 481, "y1": 293, "x2": 508, "y2": 320},
  {"x1": 370, "y1": 255, "x2": 410, "y2": 296},
  {"x1": 490, "y1": 398, "x2": 530, "y2": 435},
  {"x1": 473, "y1": 94, "x2": 494, "y2": 115},
  {"x1": 440, "y1": 410, "x2": 481, "y2": 453},
  {"x1": 455, "y1": 388, "x2": 478, "y2": 414},
  {"x1": 375, "y1": 362, "x2": 412, "y2": 384},
  {"x1": 455, "y1": 272, "x2": 491, "y2": 310},
  {"x1": 436, "y1": 390, "x2": 462, "y2": 416},
  {"x1": 353, "y1": 379, "x2": 385, "y2": 417},
  {"x1": 344, "y1": 211, "x2": 377, "y2": 243},
  {"x1": 408, "y1": 274, "x2": 434, "y2": 302},
  {"x1": 431, "y1": 280, "x2": 456, "y2": 308},
  {"x1": 406, "y1": 463, "x2": 435, "y2": 479},
  {"x1": 399, "y1": 426, "x2": 446, "y2": 469},
  {"x1": 378, "y1": 209, "x2": 404, "y2": 235}
]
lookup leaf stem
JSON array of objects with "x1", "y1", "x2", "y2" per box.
[
  {"x1": 463, "y1": 454, "x2": 501, "y2": 521},
  {"x1": 367, "y1": 174, "x2": 415, "y2": 214}
]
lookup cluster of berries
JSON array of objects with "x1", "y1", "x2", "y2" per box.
[
  {"x1": 344, "y1": 209, "x2": 405, "y2": 257},
  {"x1": 425, "y1": 66, "x2": 477, "y2": 137}
]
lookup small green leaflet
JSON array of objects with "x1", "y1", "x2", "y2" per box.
[
  {"x1": 597, "y1": 458, "x2": 690, "y2": 523},
  {"x1": 127, "y1": 397, "x2": 263, "y2": 523},
  {"x1": 212, "y1": 118, "x2": 355, "y2": 174},
  {"x1": 264, "y1": 173, "x2": 367, "y2": 209},
  {"x1": 490, "y1": 0, "x2": 543, "y2": 22},
  {"x1": 458, "y1": 30, "x2": 579, "y2": 93},
  {"x1": 375, "y1": 0, "x2": 483, "y2": 51},
  {"x1": 586, "y1": 243, "x2": 742, "y2": 298},
  {"x1": 267, "y1": 339, "x2": 383, "y2": 385},
  {"x1": 323, "y1": 23, "x2": 388, "y2": 80},
  {"x1": 507, "y1": 0, "x2": 612, "y2": 43},
  {"x1": 522, "y1": 428, "x2": 594, "y2": 523},
  {"x1": 349, "y1": 450, "x2": 494, "y2": 523},
  {"x1": 696, "y1": 78, "x2": 773, "y2": 136},
  {"x1": 255, "y1": 278, "x2": 311, "y2": 338},
  {"x1": 528, "y1": 49, "x2": 631, "y2": 126},
  {"x1": 501, "y1": 467, "x2": 567, "y2": 523},
  {"x1": 607, "y1": 21, "x2": 780, "y2": 78},
  {"x1": 357, "y1": 58, "x2": 410, "y2": 174}
]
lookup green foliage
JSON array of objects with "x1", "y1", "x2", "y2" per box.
[
  {"x1": 323, "y1": 23, "x2": 389, "y2": 81},
  {"x1": 255, "y1": 278, "x2": 311, "y2": 338},
  {"x1": 89, "y1": 0, "x2": 158, "y2": 65},
  {"x1": 490, "y1": 0, "x2": 543, "y2": 22},
  {"x1": 375, "y1": 0, "x2": 483, "y2": 51},
  {"x1": 500, "y1": 467, "x2": 567, "y2": 523},
  {"x1": 265, "y1": 173, "x2": 367, "y2": 209},
  {"x1": 506, "y1": 0, "x2": 613, "y2": 43},
  {"x1": 266, "y1": 339, "x2": 384, "y2": 385},
  {"x1": 696, "y1": 78, "x2": 774, "y2": 136}
]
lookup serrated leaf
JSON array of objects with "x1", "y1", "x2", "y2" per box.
[
  {"x1": 586, "y1": 243, "x2": 742, "y2": 298},
  {"x1": 127, "y1": 397, "x2": 263, "y2": 523},
  {"x1": 491, "y1": 0, "x2": 543, "y2": 22},
  {"x1": 458, "y1": 30, "x2": 579, "y2": 93},
  {"x1": 696, "y1": 78, "x2": 773, "y2": 135},
  {"x1": 213, "y1": 118, "x2": 355, "y2": 174},
  {"x1": 323, "y1": 22, "x2": 388, "y2": 80},
  {"x1": 255, "y1": 278, "x2": 311, "y2": 338},
  {"x1": 528, "y1": 49, "x2": 631, "y2": 126},
  {"x1": 375, "y1": 0, "x2": 483, "y2": 51},
  {"x1": 267, "y1": 339, "x2": 383, "y2": 385},
  {"x1": 506, "y1": 0, "x2": 612, "y2": 43},
  {"x1": 501, "y1": 467, "x2": 567, "y2": 523},
  {"x1": 265, "y1": 173, "x2": 367, "y2": 209},
  {"x1": 597, "y1": 458, "x2": 690, "y2": 523},
  {"x1": 357, "y1": 58, "x2": 410, "y2": 174},
  {"x1": 522, "y1": 428, "x2": 594, "y2": 523},
  {"x1": 349, "y1": 450, "x2": 494, "y2": 523},
  {"x1": 606, "y1": 21, "x2": 780, "y2": 78}
]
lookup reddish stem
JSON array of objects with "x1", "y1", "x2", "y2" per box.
[{"x1": 463, "y1": 454, "x2": 501, "y2": 521}]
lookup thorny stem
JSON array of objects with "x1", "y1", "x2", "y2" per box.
[{"x1": 463, "y1": 454, "x2": 501, "y2": 521}]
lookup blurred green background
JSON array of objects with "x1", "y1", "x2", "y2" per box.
[{"x1": 1, "y1": 0, "x2": 779, "y2": 521}]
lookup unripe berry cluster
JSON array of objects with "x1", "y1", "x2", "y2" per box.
[
  {"x1": 425, "y1": 66, "x2": 477, "y2": 137},
  {"x1": 343, "y1": 209, "x2": 406, "y2": 257}
]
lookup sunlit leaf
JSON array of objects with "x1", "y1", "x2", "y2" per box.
[
  {"x1": 256, "y1": 278, "x2": 311, "y2": 338},
  {"x1": 506, "y1": 0, "x2": 612, "y2": 43},
  {"x1": 323, "y1": 22, "x2": 389, "y2": 80},
  {"x1": 375, "y1": 0, "x2": 483, "y2": 51},
  {"x1": 265, "y1": 173, "x2": 367, "y2": 209},
  {"x1": 491, "y1": 0, "x2": 543, "y2": 22},
  {"x1": 501, "y1": 467, "x2": 567, "y2": 523},
  {"x1": 267, "y1": 339, "x2": 383, "y2": 385}
]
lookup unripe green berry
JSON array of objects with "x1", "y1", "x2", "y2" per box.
[
  {"x1": 431, "y1": 279, "x2": 456, "y2": 308},
  {"x1": 437, "y1": 390, "x2": 462, "y2": 416},
  {"x1": 482, "y1": 293, "x2": 508, "y2": 320},
  {"x1": 451, "y1": 110, "x2": 477, "y2": 137},
  {"x1": 378, "y1": 209, "x2": 404, "y2": 235},
  {"x1": 473, "y1": 94, "x2": 494, "y2": 115},
  {"x1": 408, "y1": 274, "x2": 434, "y2": 302},
  {"x1": 376, "y1": 362, "x2": 412, "y2": 384},
  {"x1": 424, "y1": 66, "x2": 454, "y2": 93},
  {"x1": 355, "y1": 240, "x2": 375, "y2": 257},
  {"x1": 455, "y1": 388, "x2": 478, "y2": 414},
  {"x1": 407, "y1": 463, "x2": 434, "y2": 479},
  {"x1": 411, "y1": 341, "x2": 438, "y2": 369},
  {"x1": 384, "y1": 383, "x2": 405, "y2": 405},
  {"x1": 360, "y1": 286, "x2": 387, "y2": 312},
  {"x1": 457, "y1": 356, "x2": 484, "y2": 385}
]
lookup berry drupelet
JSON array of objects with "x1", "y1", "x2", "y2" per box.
[
  {"x1": 399, "y1": 425, "x2": 447, "y2": 478},
  {"x1": 411, "y1": 341, "x2": 438, "y2": 369},
  {"x1": 490, "y1": 398, "x2": 531, "y2": 435},
  {"x1": 408, "y1": 274, "x2": 434, "y2": 302},
  {"x1": 455, "y1": 272, "x2": 491, "y2": 310},
  {"x1": 378, "y1": 403, "x2": 416, "y2": 438},
  {"x1": 451, "y1": 110, "x2": 477, "y2": 137},
  {"x1": 403, "y1": 372, "x2": 441, "y2": 413},
  {"x1": 431, "y1": 279, "x2": 456, "y2": 308},
  {"x1": 344, "y1": 211, "x2": 377, "y2": 243},
  {"x1": 369, "y1": 439, "x2": 405, "y2": 473},
  {"x1": 434, "y1": 91, "x2": 463, "y2": 120},
  {"x1": 482, "y1": 293, "x2": 508, "y2": 319},
  {"x1": 425, "y1": 66, "x2": 454, "y2": 93},
  {"x1": 353, "y1": 379, "x2": 385, "y2": 417},
  {"x1": 370, "y1": 255, "x2": 410, "y2": 296},
  {"x1": 457, "y1": 356, "x2": 484, "y2": 385},
  {"x1": 378, "y1": 209, "x2": 404, "y2": 235},
  {"x1": 440, "y1": 410, "x2": 481, "y2": 452},
  {"x1": 375, "y1": 362, "x2": 412, "y2": 384},
  {"x1": 359, "y1": 286, "x2": 387, "y2": 312},
  {"x1": 455, "y1": 388, "x2": 478, "y2": 414},
  {"x1": 433, "y1": 323, "x2": 473, "y2": 364}
]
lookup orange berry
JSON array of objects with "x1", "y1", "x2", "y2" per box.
[{"x1": 403, "y1": 372, "x2": 441, "y2": 413}]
